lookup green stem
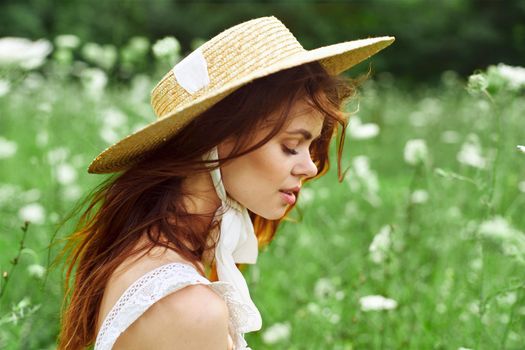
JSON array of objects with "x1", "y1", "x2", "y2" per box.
[
  {"x1": 499, "y1": 286, "x2": 524, "y2": 350},
  {"x1": 0, "y1": 222, "x2": 30, "y2": 300}
]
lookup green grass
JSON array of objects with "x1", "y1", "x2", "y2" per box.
[{"x1": 0, "y1": 71, "x2": 524, "y2": 349}]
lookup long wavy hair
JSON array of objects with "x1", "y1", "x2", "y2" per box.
[{"x1": 54, "y1": 60, "x2": 369, "y2": 349}]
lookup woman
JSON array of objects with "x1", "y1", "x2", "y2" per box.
[{"x1": 56, "y1": 16, "x2": 394, "y2": 349}]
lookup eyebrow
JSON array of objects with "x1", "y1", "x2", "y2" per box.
[{"x1": 285, "y1": 129, "x2": 321, "y2": 141}]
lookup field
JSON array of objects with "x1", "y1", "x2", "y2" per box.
[{"x1": 0, "y1": 66, "x2": 524, "y2": 349}]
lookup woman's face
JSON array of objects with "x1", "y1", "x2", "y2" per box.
[{"x1": 218, "y1": 99, "x2": 324, "y2": 220}]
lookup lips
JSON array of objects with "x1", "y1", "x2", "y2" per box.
[
  {"x1": 279, "y1": 185, "x2": 300, "y2": 205},
  {"x1": 279, "y1": 190, "x2": 296, "y2": 205},
  {"x1": 280, "y1": 186, "x2": 301, "y2": 195}
]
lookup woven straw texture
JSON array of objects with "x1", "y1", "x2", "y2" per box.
[{"x1": 88, "y1": 16, "x2": 395, "y2": 174}]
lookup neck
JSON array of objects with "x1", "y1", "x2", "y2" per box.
[
  {"x1": 180, "y1": 170, "x2": 221, "y2": 217},
  {"x1": 179, "y1": 170, "x2": 222, "y2": 267}
]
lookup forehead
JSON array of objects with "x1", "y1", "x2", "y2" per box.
[{"x1": 283, "y1": 99, "x2": 324, "y2": 131}]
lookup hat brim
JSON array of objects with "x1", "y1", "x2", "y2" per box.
[{"x1": 88, "y1": 36, "x2": 395, "y2": 174}]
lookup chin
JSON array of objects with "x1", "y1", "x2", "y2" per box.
[
  {"x1": 259, "y1": 208, "x2": 288, "y2": 221},
  {"x1": 245, "y1": 200, "x2": 288, "y2": 220}
]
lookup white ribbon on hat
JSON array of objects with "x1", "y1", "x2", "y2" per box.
[
  {"x1": 172, "y1": 47, "x2": 210, "y2": 94},
  {"x1": 202, "y1": 146, "x2": 263, "y2": 332}
]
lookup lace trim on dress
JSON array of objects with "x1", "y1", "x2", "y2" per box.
[{"x1": 94, "y1": 262, "x2": 255, "y2": 350}]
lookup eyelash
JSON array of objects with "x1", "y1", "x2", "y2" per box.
[{"x1": 282, "y1": 145, "x2": 298, "y2": 155}]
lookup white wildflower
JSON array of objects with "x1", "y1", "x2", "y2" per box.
[
  {"x1": 441, "y1": 70, "x2": 460, "y2": 87},
  {"x1": 22, "y1": 72, "x2": 45, "y2": 89},
  {"x1": 353, "y1": 156, "x2": 370, "y2": 178},
  {"x1": 81, "y1": 42, "x2": 117, "y2": 70},
  {"x1": 329, "y1": 313, "x2": 341, "y2": 324},
  {"x1": 102, "y1": 108, "x2": 128, "y2": 129},
  {"x1": 348, "y1": 116, "x2": 380, "y2": 140},
  {"x1": 419, "y1": 97, "x2": 442, "y2": 116},
  {"x1": 404, "y1": 139, "x2": 428, "y2": 165},
  {"x1": 18, "y1": 203, "x2": 45, "y2": 224},
  {"x1": 49, "y1": 212, "x2": 60, "y2": 223},
  {"x1": 494, "y1": 63, "x2": 525, "y2": 90},
  {"x1": 314, "y1": 278, "x2": 336, "y2": 299},
  {"x1": 436, "y1": 303, "x2": 447, "y2": 314},
  {"x1": 350, "y1": 156, "x2": 378, "y2": 190},
  {"x1": 18, "y1": 297, "x2": 31, "y2": 310},
  {"x1": 99, "y1": 128, "x2": 120, "y2": 144},
  {"x1": 63, "y1": 184, "x2": 82, "y2": 202},
  {"x1": 408, "y1": 111, "x2": 427, "y2": 127},
  {"x1": 261, "y1": 322, "x2": 291, "y2": 345},
  {"x1": 479, "y1": 216, "x2": 525, "y2": 263},
  {"x1": 54, "y1": 34, "x2": 80, "y2": 49},
  {"x1": 519, "y1": 181, "x2": 525, "y2": 193},
  {"x1": 457, "y1": 134, "x2": 486, "y2": 169},
  {"x1": 496, "y1": 291, "x2": 517, "y2": 306},
  {"x1": 46, "y1": 147, "x2": 69, "y2": 165},
  {"x1": 98, "y1": 108, "x2": 128, "y2": 144},
  {"x1": 409, "y1": 98, "x2": 442, "y2": 127},
  {"x1": 152, "y1": 37, "x2": 181, "y2": 60},
  {"x1": 37, "y1": 101, "x2": 52, "y2": 114},
  {"x1": 458, "y1": 347, "x2": 474, "y2": 350},
  {"x1": 411, "y1": 189, "x2": 429, "y2": 204},
  {"x1": 470, "y1": 257, "x2": 482, "y2": 271},
  {"x1": 346, "y1": 155, "x2": 381, "y2": 206},
  {"x1": 441, "y1": 130, "x2": 460, "y2": 144},
  {"x1": 369, "y1": 225, "x2": 392, "y2": 264},
  {"x1": 479, "y1": 216, "x2": 519, "y2": 239},
  {"x1": 468, "y1": 301, "x2": 479, "y2": 315},
  {"x1": 80, "y1": 67, "x2": 108, "y2": 99},
  {"x1": 129, "y1": 74, "x2": 152, "y2": 102},
  {"x1": 517, "y1": 145, "x2": 525, "y2": 153},
  {"x1": 27, "y1": 264, "x2": 46, "y2": 279},
  {"x1": 0, "y1": 184, "x2": 18, "y2": 207},
  {"x1": 359, "y1": 295, "x2": 398, "y2": 311},
  {"x1": 306, "y1": 302, "x2": 321, "y2": 315},
  {"x1": 0, "y1": 137, "x2": 17, "y2": 158},
  {"x1": 0, "y1": 79, "x2": 10, "y2": 97},
  {"x1": 36, "y1": 130, "x2": 49, "y2": 147},
  {"x1": 0, "y1": 37, "x2": 52, "y2": 69},
  {"x1": 447, "y1": 206, "x2": 462, "y2": 219},
  {"x1": 467, "y1": 73, "x2": 488, "y2": 95},
  {"x1": 56, "y1": 163, "x2": 77, "y2": 185}
]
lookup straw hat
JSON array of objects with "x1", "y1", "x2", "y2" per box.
[{"x1": 88, "y1": 16, "x2": 395, "y2": 174}]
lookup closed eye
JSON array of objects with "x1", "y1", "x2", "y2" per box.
[{"x1": 282, "y1": 145, "x2": 298, "y2": 155}]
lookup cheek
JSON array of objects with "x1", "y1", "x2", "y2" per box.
[
  {"x1": 250, "y1": 143, "x2": 293, "y2": 181},
  {"x1": 221, "y1": 145, "x2": 290, "y2": 200}
]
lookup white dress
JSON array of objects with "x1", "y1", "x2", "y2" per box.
[{"x1": 94, "y1": 262, "x2": 257, "y2": 350}]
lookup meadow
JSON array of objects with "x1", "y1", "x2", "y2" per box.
[{"x1": 0, "y1": 41, "x2": 524, "y2": 349}]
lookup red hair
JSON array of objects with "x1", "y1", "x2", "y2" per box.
[{"x1": 53, "y1": 61, "x2": 368, "y2": 349}]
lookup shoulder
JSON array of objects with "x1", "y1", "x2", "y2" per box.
[
  {"x1": 113, "y1": 284, "x2": 230, "y2": 349},
  {"x1": 97, "y1": 244, "x2": 203, "y2": 327}
]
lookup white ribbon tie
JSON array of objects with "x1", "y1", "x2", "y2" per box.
[{"x1": 203, "y1": 146, "x2": 262, "y2": 332}]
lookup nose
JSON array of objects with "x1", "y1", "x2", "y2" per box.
[{"x1": 293, "y1": 152, "x2": 318, "y2": 179}]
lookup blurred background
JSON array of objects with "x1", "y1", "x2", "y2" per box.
[
  {"x1": 1, "y1": 1, "x2": 524, "y2": 349},
  {"x1": 1, "y1": 0, "x2": 524, "y2": 85}
]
